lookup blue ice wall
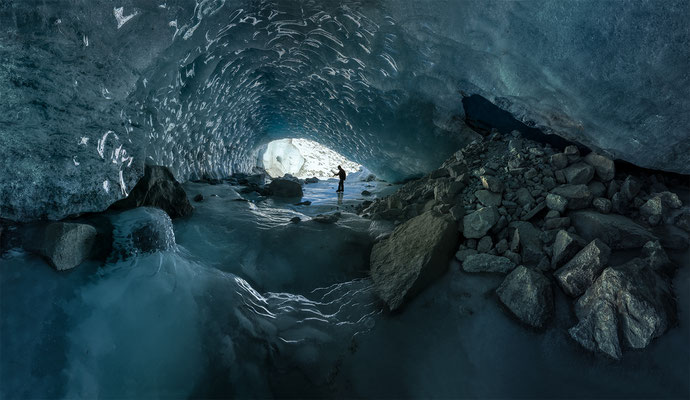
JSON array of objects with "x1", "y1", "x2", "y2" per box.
[{"x1": 1, "y1": 0, "x2": 688, "y2": 221}]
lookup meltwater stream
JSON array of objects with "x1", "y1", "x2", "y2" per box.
[{"x1": 1, "y1": 179, "x2": 689, "y2": 398}]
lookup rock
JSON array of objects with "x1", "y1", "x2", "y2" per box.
[
  {"x1": 650, "y1": 225, "x2": 689, "y2": 250},
  {"x1": 462, "y1": 206, "x2": 499, "y2": 239},
  {"x1": 675, "y1": 209, "x2": 690, "y2": 232},
  {"x1": 474, "y1": 190, "x2": 502, "y2": 207},
  {"x1": 621, "y1": 176, "x2": 642, "y2": 200},
  {"x1": 305, "y1": 177, "x2": 319, "y2": 184},
  {"x1": 512, "y1": 221, "x2": 543, "y2": 265},
  {"x1": 477, "y1": 236, "x2": 493, "y2": 253},
  {"x1": 290, "y1": 216, "x2": 301, "y2": 223},
  {"x1": 370, "y1": 211, "x2": 458, "y2": 310},
  {"x1": 546, "y1": 193, "x2": 568, "y2": 213},
  {"x1": 111, "y1": 165, "x2": 194, "y2": 219},
  {"x1": 554, "y1": 239, "x2": 611, "y2": 297},
  {"x1": 515, "y1": 187, "x2": 535, "y2": 206},
  {"x1": 480, "y1": 175, "x2": 504, "y2": 193},
  {"x1": 495, "y1": 238, "x2": 509, "y2": 254},
  {"x1": 447, "y1": 164, "x2": 466, "y2": 179},
  {"x1": 430, "y1": 168, "x2": 450, "y2": 179},
  {"x1": 571, "y1": 211, "x2": 658, "y2": 250},
  {"x1": 584, "y1": 153, "x2": 615, "y2": 181},
  {"x1": 462, "y1": 254, "x2": 516, "y2": 274},
  {"x1": 497, "y1": 266, "x2": 554, "y2": 328},
  {"x1": 26, "y1": 222, "x2": 97, "y2": 270},
  {"x1": 449, "y1": 205, "x2": 465, "y2": 222},
  {"x1": 642, "y1": 240, "x2": 673, "y2": 274},
  {"x1": 295, "y1": 201, "x2": 312, "y2": 206},
  {"x1": 524, "y1": 168, "x2": 539, "y2": 180},
  {"x1": 455, "y1": 248, "x2": 478, "y2": 262},
  {"x1": 503, "y1": 250, "x2": 521, "y2": 265},
  {"x1": 563, "y1": 162, "x2": 595, "y2": 185},
  {"x1": 313, "y1": 212, "x2": 341, "y2": 224},
  {"x1": 542, "y1": 176, "x2": 557, "y2": 191},
  {"x1": 522, "y1": 202, "x2": 547, "y2": 221},
  {"x1": 611, "y1": 192, "x2": 628, "y2": 214},
  {"x1": 607, "y1": 180, "x2": 620, "y2": 199},
  {"x1": 550, "y1": 185, "x2": 592, "y2": 209},
  {"x1": 544, "y1": 217, "x2": 570, "y2": 230},
  {"x1": 656, "y1": 191, "x2": 682, "y2": 209},
  {"x1": 269, "y1": 177, "x2": 304, "y2": 198},
  {"x1": 361, "y1": 190, "x2": 372, "y2": 196},
  {"x1": 564, "y1": 145, "x2": 580, "y2": 162},
  {"x1": 554, "y1": 170, "x2": 567, "y2": 184},
  {"x1": 550, "y1": 153, "x2": 569, "y2": 170},
  {"x1": 551, "y1": 230, "x2": 586, "y2": 269},
  {"x1": 569, "y1": 258, "x2": 676, "y2": 359},
  {"x1": 587, "y1": 181, "x2": 607, "y2": 199},
  {"x1": 193, "y1": 194, "x2": 204, "y2": 202},
  {"x1": 545, "y1": 210, "x2": 560, "y2": 219},
  {"x1": 592, "y1": 197, "x2": 612, "y2": 214},
  {"x1": 640, "y1": 197, "x2": 662, "y2": 219}
]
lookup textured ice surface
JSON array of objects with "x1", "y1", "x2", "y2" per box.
[{"x1": 1, "y1": 0, "x2": 689, "y2": 220}]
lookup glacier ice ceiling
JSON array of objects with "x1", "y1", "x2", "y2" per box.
[{"x1": 1, "y1": 0, "x2": 689, "y2": 221}]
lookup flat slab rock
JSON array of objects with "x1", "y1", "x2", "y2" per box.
[
  {"x1": 370, "y1": 211, "x2": 458, "y2": 311},
  {"x1": 462, "y1": 253, "x2": 516, "y2": 274},
  {"x1": 497, "y1": 266, "x2": 554, "y2": 328},
  {"x1": 570, "y1": 210, "x2": 658, "y2": 250}
]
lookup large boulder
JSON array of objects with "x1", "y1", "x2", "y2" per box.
[
  {"x1": 550, "y1": 185, "x2": 592, "y2": 209},
  {"x1": 269, "y1": 177, "x2": 304, "y2": 198},
  {"x1": 24, "y1": 222, "x2": 97, "y2": 270},
  {"x1": 370, "y1": 211, "x2": 458, "y2": 310},
  {"x1": 554, "y1": 239, "x2": 610, "y2": 297},
  {"x1": 111, "y1": 165, "x2": 193, "y2": 219},
  {"x1": 570, "y1": 211, "x2": 658, "y2": 250},
  {"x1": 568, "y1": 257, "x2": 676, "y2": 359},
  {"x1": 497, "y1": 266, "x2": 554, "y2": 328},
  {"x1": 462, "y1": 254, "x2": 516, "y2": 274},
  {"x1": 463, "y1": 206, "x2": 499, "y2": 239},
  {"x1": 583, "y1": 153, "x2": 615, "y2": 181}
]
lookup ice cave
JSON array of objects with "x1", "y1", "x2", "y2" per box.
[{"x1": 1, "y1": 1, "x2": 689, "y2": 399}]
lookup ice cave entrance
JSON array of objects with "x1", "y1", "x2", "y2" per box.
[{"x1": 259, "y1": 138, "x2": 362, "y2": 179}]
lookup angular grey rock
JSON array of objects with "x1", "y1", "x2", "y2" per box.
[
  {"x1": 27, "y1": 222, "x2": 97, "y2": 270},
  {"x1": 474, "y1": 190, "x2": 502, "y2": 207},
  {"x1": 550, "y1": 184, "x2": 592, "y2": 209},
  {"x1": 621, "y1": 176, "x2": 642, "y2": 200},
  {"x1": 571, "y1": 211, "x2": 658, "y2": 250},
  {"x1": 480, "y1": 175, "x2": 504, "y2": 193},
  {"x1": 569, "y1": 258, "x2": 676, "y2": 359},
  {"x1": 674, "y1": 209, "x2": 690, "y2": 232},
  {"x1": 269, "y1": 177, "x2": 304, "y2": 198},
  {"x1": 587, "y1": 181, "x2": 607, "y2": 199},
  {"x1": 370, "y1": 211, "x2": 458, "y2": 310},
  {"x1": 463, "y1": 206, "x2": 499, "y2": 239},
  {"x1": 611, "y1": 192, "x2": 628, "y2": 214},
  {"x1": 497, "y1": 266, "x2": 554, "y2": 328},
  {"x1": 554, "y1": 170, "x2": 567, "y2": 184},
  {"x1": 550, "y1": 153, "x2": 569, "y2": 170},
  {"x1": 656, "y1": 191, "x2": 682, "y2": 209},
  {"x1": 430, "y1": 168, "x2": 450, "y2": 179},
  {"x1": 462, "y1": 254, "x2": 516, "y2": 274},
  {"x1": 564, "y1": 145, "x2": 580, "y2": 162},
  {"x1": 641, "y1": 240, "x2": 673, "y2": 274},
  {"x1": 554, "y1": 239, "x2": 611, "y2": 297},
  {"x1": 584, "y1": 153, "x2": 616, "y2": 181},
  {"x1": 515, "y1": 187, "x2": 535, "y2": 206},
  {"x1": 111, "y1": 165, "x2": 194, "y2": 219},
  {"x1": 563, "y1": 162, "x2": 595, "y2": 185},
  {"x1": 592, "y1": 197, "x2": 612, "y2": 214},
  {"x1": 607, "y1": 180, "x2": 620, "y2": 199},
  {"x1": 477, "y1": 236, "x2": 493, "y2": 253},
  {"x1": 546, "y1": 193, "x2": 568, "y2": 213},
  {"x1": 455, "y1": 248, "x2": 478, "y2": 262},
  {"x1": 512, "y1": 221, "x2": 543, "y2": 265},
  {"x1": 544, "y1": 217, "x2": 570, "y2": 230},
  {"x1": 551, "y1": 230, "x2": 586, "y2": 269},
  {"x1": 640, "y1": 196, "x2": 663, "y2": 218},
  {"x1": 495, "y1": 238, "x2": 509, "y2": 254},
  {"x1": 522, "y1": 202, "x2": 547, "y2": 221}
]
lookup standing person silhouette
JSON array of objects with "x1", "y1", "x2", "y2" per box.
[{"x1": 334, "y1": 165, "x2": 346, "y2": 193}]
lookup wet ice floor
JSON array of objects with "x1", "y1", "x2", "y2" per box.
[{"x1": 1, "y1": 178, "x2": 689, "y2": 399}]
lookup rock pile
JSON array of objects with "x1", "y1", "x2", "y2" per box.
[{"x1": 361, "y1": 130, "x2": 688, "y2": 359}]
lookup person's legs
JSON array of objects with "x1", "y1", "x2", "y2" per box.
[{"x1": 337, "y1": 179, "x2": 344, "y2": 192}]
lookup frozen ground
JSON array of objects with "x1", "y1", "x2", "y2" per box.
[{"x1": 1, "y1": 179, "x2": 688, "y2": 398}]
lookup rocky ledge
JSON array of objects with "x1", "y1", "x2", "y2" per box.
[{"x1": 360, "y1": 130, "x2": 688, "y2": 359}]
